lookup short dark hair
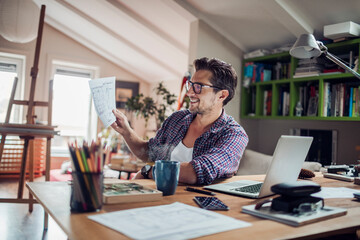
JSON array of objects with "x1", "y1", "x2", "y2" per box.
[{"x1": 193, "y1": 57, "x2": 237, "y2": 106}]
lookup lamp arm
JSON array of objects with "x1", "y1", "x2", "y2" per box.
[{"x1": 324, "y1": 51, "x2": 360, "y2": 80}]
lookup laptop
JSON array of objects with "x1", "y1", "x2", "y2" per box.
[{"x1": 204, "y1": 135, "x2": 313, "y2": 198}]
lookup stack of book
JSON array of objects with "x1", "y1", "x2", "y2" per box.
[{"x1": 294, "y1": 59, "x2": 324, "y2": 78}]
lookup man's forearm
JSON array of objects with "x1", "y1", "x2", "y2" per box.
[
  {"x1": 178, "y1": 162, "x2": 197, "y2": 184},
  {"x1": 122, "y1": 127, "x2": 150, "y2": 162}
]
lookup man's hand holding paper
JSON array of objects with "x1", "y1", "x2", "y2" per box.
[{"x1": 88, "y1": 76, "x2": 116, "y2": 128}]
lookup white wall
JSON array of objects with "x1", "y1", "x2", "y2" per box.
[
  {"x1": 189, "y1": 20, "x2": 243, "y2": 123},
  {"x1": 0, "y1": 24, "x2": 149, "y2": 138}
]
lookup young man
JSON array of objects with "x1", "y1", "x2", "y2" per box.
[{"x1": 111, "y1": 57, "x2": 248, "y2": 185}]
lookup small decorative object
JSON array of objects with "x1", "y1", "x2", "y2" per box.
[
  {"x1": 298, "y1": 168, "x2": 315, "y2": 179},
  {"x1": 295, "y1": 101, "x2": 303, "y2": 117},
  {"x1": 307, "y1": 95, "x2": 318, "y2": 116}
]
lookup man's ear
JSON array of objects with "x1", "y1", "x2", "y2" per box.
[{"x1": 218, "y1": 89, "x2": 229, "y2": 102}]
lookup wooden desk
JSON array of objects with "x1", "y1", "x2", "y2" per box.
[{"x1": 27, "y1": 173, "x2": 360, "y2": 240}]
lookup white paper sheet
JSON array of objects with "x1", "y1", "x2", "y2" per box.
[
  {"x1": 312, "y1": 187, "x2": 360, "y2": 199},
  {"x1": 88, "y1": 202, "x2": 251, "y2": 240},
  {"x1": 88, "y1": 77, "x2": 116, "y2": 128}
]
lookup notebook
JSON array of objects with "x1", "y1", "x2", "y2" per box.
[{"x1": 204, "y1": 135, "x2": 313, "y2": 199}]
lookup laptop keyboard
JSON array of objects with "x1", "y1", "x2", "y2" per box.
[{"x1": 232, "y1": 183, "x2": 263, "y2": 193}]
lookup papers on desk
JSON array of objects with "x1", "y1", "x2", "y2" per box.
[
  {"x1": 311, "y1": 187, "x2": 360, "y2": 199},
  {"x1": 88, "y1": 76, "x2": 116, "y2": 128},
  {"x1": 88, "y1": 202, "x2": 251, "y2": 240}
]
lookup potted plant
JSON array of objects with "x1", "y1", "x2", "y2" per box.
[{"x1": 125, "y1": 82, "x2": 186, "y2": 129}]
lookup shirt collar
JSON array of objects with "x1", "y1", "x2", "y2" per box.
[
  {"x1": 180, "y1": 110, "x2": 196, "y2": 128},
  {"x1": 210, "y1": 109, "x2": 228, "y2": 133}
]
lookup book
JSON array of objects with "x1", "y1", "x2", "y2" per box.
[
  {"x1": 323, "y1": 82, "x2": 330, "y2": 117},
  {"x1": 103, "y1": 182, "x2": 162, "y2": 204},
  {"x1": 263, "y1": 90, "x2": 272, "y2": 116},
  {"x1": 242, "y1": 203, "x2": 347, "y2": 227},
  {"x1": 323, "y1": 173, "x2": 354, "y2": 182},
  {"x1": 293, "y1": 72, "x2": 320, "y2": 78},
  {"x1": 349, "y1": 88, "x2": 354, "y2": 117}
]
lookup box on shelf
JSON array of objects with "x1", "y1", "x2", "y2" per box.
[
  {"x1": 324, "y1": 21, "x2": 360, "y2": 40},
  {"x1": 244, "y1": 49, "x2": 270, "y2": 59}
]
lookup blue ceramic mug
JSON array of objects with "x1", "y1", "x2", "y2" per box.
[{"x1": 154, "y1": 160, "x2": 180, "y2": 196}]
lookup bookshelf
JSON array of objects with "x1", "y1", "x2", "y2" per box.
[{"x1": 241, "y1": 38, "x2": 360, "y2": 121}]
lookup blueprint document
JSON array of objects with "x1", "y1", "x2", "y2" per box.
[
  {"x1": 88, "y1": 202, "x2": 251, "y2": 240},
  {"x1": 88, "y1": 76, "x2": 116, "y2": 128}
]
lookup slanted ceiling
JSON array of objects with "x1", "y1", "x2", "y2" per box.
[{"x1": 32, "y1": 0, "x2": 360, "y2": 83}]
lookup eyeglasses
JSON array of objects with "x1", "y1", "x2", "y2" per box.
[
  {"x1": 185, "y1": 80, "x2": 222, "y2": 94},
  {"x1": 255, "y1": 198, "x2": 324, "y2": 215},
  {"x1": 293, "y1": 199, "x2": 324, "y2": 215}
]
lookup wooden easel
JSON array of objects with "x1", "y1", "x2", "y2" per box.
[{"x1": 0, "y1": 5, "x2": 57, "y2": 218}]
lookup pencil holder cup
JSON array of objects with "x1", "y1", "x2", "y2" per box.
[{"x1": 70, "y1": 172, "x2": 104, "y2": 212}]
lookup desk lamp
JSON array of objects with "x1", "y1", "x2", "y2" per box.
[{"x1": 289, "y1": 33, "x2": 360, "y2": 80}]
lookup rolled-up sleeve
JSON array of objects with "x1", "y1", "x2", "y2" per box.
[{"x1": 190, "y1": 127, "x2": 248, "y2": 185}]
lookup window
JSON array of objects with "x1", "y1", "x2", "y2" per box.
[
  {"x1": 51, "y1": 61, "x2": 99, "y2": 156},
  {"x1": 0, "y1": 53, "x2": 25, "y2": 123}
]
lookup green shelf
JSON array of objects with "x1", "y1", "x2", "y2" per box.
[{"x1": 241, "y1": 38, "x2": 360, "y2": 121}]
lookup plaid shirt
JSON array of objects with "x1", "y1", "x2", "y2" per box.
[{"x1": 148, "y1": 110, "x2": 248, "y2": 185}]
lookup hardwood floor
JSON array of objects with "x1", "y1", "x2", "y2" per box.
[{"x1": 0, "y1": 177, "x2": 67, "y2": 240}]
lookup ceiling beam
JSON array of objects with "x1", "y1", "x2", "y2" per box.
[
  {"x1": 66, "y1": 0, "x2": 187, "y2": 76},
  {"x1": 175, "y1": 0, "x2": 247, "y2": 51},
  {"x1": 110, "y1": 0, "x2": 188, "y2": 54},
  {"x1": 33, "y1": 0, "x2": 179, "y2": 82},
  {"x1": 262, "y1": 0, "x2": 313, "y2": 37}
]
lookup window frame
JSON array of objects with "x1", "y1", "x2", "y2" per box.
[
  {"x1": 50, "y1": 60, "x2": 100, "y2": 157},
  {"x1": 0, "y1": 52, "x2": 26, "y2": 123}
]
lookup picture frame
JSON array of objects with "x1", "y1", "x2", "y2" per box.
[
  {"x1": 306, "y1": 96, "x2": 318, "y2": 116},
  {"x1": 115, "y1": 81, "x2": 139, "y2": 109}
]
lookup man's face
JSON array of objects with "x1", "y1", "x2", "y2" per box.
[{"x1": 186, "y1": 70, "x2": 221, "y2": 115}]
